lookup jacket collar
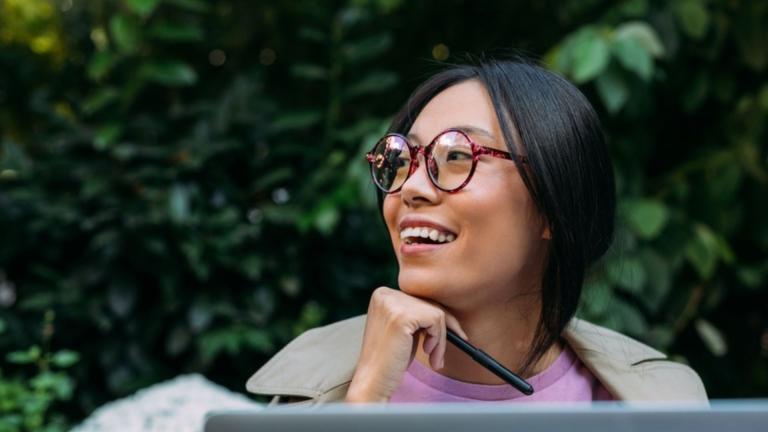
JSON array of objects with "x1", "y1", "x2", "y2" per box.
[{"x1": 246, "y1": 315, "x2": 685, "y2": 401}]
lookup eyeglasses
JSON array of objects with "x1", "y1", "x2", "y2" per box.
[{"x1": 365, "y1": 128, "x2": 528, "y2": 194}]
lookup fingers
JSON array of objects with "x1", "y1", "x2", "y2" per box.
[
  {"x1": 444, "y1": 313, "x2": 469, "y2": 341},
  {"x1": 369, "y1": 286, "x2": 468, "y2": 372},
  {"x1": 431, "y1": 312, "x2": 446, "y2": 370},
  {"x1": 418, "y1": 310, "x2": 446, "y2": 370},
  {"x1": 422, "y1": 328, "x2": 439, "y2": 354}
]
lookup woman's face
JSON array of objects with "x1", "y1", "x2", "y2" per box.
[{"x1": 382, "y1": 80, "x2": 550, "y2": 311}]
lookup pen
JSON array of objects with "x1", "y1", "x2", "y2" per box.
[{"x1": 446, "y1": 328, "x2": 534, "y2": 395}]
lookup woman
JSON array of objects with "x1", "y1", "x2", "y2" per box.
[{"x1": 245, "y1": 59, "x2": 708, "y2": 404}]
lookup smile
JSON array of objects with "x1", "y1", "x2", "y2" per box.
[{"x1": 399, "y1": 226, "x2": 456, "y2": 245}]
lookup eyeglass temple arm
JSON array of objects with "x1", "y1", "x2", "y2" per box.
[{"x1": 476, "y1": 146, "x2": 528, "y2": 164}]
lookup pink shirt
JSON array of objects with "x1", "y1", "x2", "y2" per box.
[{"x1": 389, "y1": 345, "x2": 614, "y2": 402}]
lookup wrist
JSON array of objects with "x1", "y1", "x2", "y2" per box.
[{"x1": 345, "y1": 372, "x2": 390, "y2": 403}]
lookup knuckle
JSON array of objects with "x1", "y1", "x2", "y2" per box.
[
  {"x1": 370, "y1": 286, "x2": 393, "y2": 306},
  {"x1": 432, "y1": 309, "x2": 445, "y2": 323},
  {"x1": 371, "y1": 286, "x2": 389, "y2": 299}
]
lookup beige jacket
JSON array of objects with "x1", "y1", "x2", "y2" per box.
[{"x1": 246, "y1": 315, "x2": 708, "y2": 404}]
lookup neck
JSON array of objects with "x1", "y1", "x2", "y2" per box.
[{"x1": 415, "y1": 291, "x2": 563, "y2": 384}]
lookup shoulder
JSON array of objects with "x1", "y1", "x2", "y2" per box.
[
  {"x1": 245, "y1": 315, "x2": 366, "y2": 400},
  {"x1": 565, "y1": 318, "x2": 708, "y2": 402}
]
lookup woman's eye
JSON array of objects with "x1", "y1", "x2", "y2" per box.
[
  {"x1": 391, "y1": 156, "x2": 409, "y2": 169},
  {"x1": 446, "y1": 150, "x2": 472, "y2": 161}
]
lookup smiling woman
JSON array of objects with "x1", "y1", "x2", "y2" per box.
[{"x1": 245, "y1": 58, "x2": 708, "y2": 405}]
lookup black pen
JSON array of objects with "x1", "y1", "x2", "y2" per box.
[{"x1": 446, "y1": 329, "x2": 534, "y2": 395}]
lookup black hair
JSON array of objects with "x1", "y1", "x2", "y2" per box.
[{"x1": 385, "y1": 58, "x2": 616, "y2": 376}]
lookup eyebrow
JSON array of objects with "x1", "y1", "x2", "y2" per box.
[{"x1": 407, "y1": 125, "x2": 495, "y2": 144}]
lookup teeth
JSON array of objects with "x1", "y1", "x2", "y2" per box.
[{"x1": 398, "y1": 226, "x2": 456, "y2": 244}]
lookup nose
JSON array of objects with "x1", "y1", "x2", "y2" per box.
[{"x1": 400, "y1": 152, "x2": 440, "y2": 207}]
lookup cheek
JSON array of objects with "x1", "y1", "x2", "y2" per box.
[
  {"x1": 461, "y1": 183, "x2": 543, "y2": 268},
  {"x1": 382, "y1": 196, "x2": 400, "y2": 238}
]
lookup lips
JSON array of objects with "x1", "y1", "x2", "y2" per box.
[
  {"x1": 397, "y1": 218, "x2": 457, "y2": 253},
  {"x1": 400, "y1": 226, "x2": 456, "y2": 244}
]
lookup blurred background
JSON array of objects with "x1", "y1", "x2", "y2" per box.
[{"x1": 1, "y1": 0, "x2": 767, "y2": 428}]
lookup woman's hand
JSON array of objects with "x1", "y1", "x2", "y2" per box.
[{"x1": 345, "y1": 286, "x2": 468, "y2": 403}]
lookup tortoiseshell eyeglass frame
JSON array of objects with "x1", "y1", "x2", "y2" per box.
[{"x1": 365, "y1": 128, "x2": 528, "y2": 194}]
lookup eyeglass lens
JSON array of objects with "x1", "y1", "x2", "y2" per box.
[{"x1": 370, "y1": 131, "x2": 474, "y2": 192}]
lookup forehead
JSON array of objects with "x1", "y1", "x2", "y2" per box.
[{"x1": 408, "y1": 80, "x2": 502, "y2": 148}]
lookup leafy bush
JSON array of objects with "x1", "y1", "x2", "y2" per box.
[{"x1": 0, "y1": 313, "x2": 79, "y2": 432}]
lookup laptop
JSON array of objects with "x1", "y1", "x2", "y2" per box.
[{"x1": 205, "y1": 400, "x2": 768, "y2": 432}]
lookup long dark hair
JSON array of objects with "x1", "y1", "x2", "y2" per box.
[{"x1": 385, "y1": 58, "x2": 616, "y2": 376}]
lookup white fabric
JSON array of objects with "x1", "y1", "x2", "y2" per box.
[{"x1": 73, "y1": 374, "x2": 262, "y2": 432}]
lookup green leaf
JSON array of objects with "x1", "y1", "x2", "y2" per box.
[
  {"x1": 87, "y1": 51, "x2": 115, "y2": 81},
  {"x1": 620, "y1": 198, "x2": 669, "y2": 239},
  {"x1": 31, "y1": 371, "x2": 75, "y2": 400},
  {"x1": 685, "y1": 223, "x2": 733, "y2": 279},
  {"x1": 313, "y1": 204, "x2": 340, "y2": 235},
  {"x1": 6, "y1": 346, "x2": 41, "y2": 364},
  {"x1": 0, "y1": 317, "x2": 5, "y2": 334},
  {"x1": 242, "y1": 329, "x2": 272, "y2": 352},
  {"x1": 638, "y1": 249, "x2": 672, "y2": 313},
  {"x1": 736, "y1": 264, "x2": 765, "y2": 290},
  {"x1": 198, "y1": 327, "x2": 242, "y2": 364},
  {"x1": 570, "y1": 28, "x2": 610, "y2": 84},
  {"x1": 582, "y1": 279, "x2": 613, "y2": 317},
  {"x1": 614, "y1": 21, "x2": 665, "y2": 58},
  {"x1": 695, "y1": 318, "x2": 727, "y2": 356},
  {"x1": 618, "y1": 0, "x2": 649, "y2": 17},
  {"x1": 126, "y1": 0, "x2": 161, "y2": 17},
  {"x1": 148, "y1": 22, "x2": 205, "y2": 42},
  {"x1": 759, "y1": 84, "x2": 768, "y2": 110},
  {"x1": 606, "y1": 256, "x2": 647, "y2": 294},
  {"x1": 298, "y1": 27, "x2": 326, "y2": 44},
  {"x1": 733, "y1": 3, "x2": 768, "y2": 72},
  {"x1": 51, "y1": 350, "x2": 80, "y2": 368},
  {"x1": 94, "y1": 123, "x2": 123, "y2": 150},
  {"x1": 341, "y1": 34, "x2": 393, "y2": 63},
  {"x1": 169, "y1": 184, "x2": 191, "y2": 224},
  {"x1": 141, "y1": 60, "x2": 198, "y2": 86},
  {"x1": 675, "y1": 0, "x2": 710, "y2": 40},
  {"x1": 344, "y1": 71, "x2": 398, "y2": 98},
  {"x1": 682, "y1": 72, "x2": 710, "y2": 112},
  {"x1": 612, "y1": 36, "x2": 653, "y2": 80},
  {"x1": 613, "y1": 297, "x2": 648, "y2": 336},
  {"x1": 293, "y1": 302, "x2": 326, "y2": 335},
  {"x1": 269, "y1": 110, "x2": 323, "y2": 133},
  {"x1": 290, "y1": 64, "x2": 328, "y2": 81},
  {"x1": 595, "y1": 66, "x2": 630, "y2": 114},
  {"x1": 82, "y1": 88, "x2": 120, "y2": 115},
  {"x1": 187, "y1": 301, "x2": 214, "y2": 333},
  {"x1": 109, "y1": 15, "x2": 141, "y2": 54},
  {"x1": 647, "y1": 325, "x2": 674, "y2": 349},
  {"x1": 166, "y1": 0, "x2": 210, "y2": 12},
  {"x1": 240, "y1": 255, "x2": 263, "y2": 280},
  {"x1": 544, "y1": 44, "x2": 569, "y2": 75}
]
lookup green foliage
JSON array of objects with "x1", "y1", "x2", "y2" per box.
[
  {"x1": 0, "y1": 0, "x2": 767, "y2": 426},
  {"x1": 0, "y1": 314, "x2": 79, "y2": 432},
  {"x1": 548, "y1": 0, "x2": 768, "y2": 397}
]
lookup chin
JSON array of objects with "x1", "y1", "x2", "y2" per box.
[{"x1": 397, "y1": 270, "x2": 454, "y2": 301}]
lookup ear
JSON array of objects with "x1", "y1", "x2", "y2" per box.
[{"x1": 541, "y1": 223, "x2": 552, "y2": 240}]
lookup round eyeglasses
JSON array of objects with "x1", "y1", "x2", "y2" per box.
[{"x1": 365, "y1": 129, "x2": 528, "y2": 194}]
